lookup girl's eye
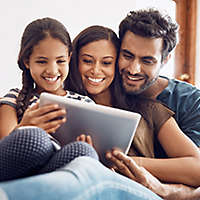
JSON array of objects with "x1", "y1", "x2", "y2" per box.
[{"x1": 83, "y1": 59, "x2": 92, "y2": 64}]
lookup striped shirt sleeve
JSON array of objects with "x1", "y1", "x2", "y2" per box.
[{"x1": 0, "y1": 88, "x2": 20, "y2": 109}]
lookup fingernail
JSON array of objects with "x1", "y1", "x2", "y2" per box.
[
  {"x1": 54, "y1": 104, "x2": 59, "y2": 108},
  {"x1": 106, "y1": 152, "x2": 111, "y2": 159},
  {"x1": 62, "y1": 109, "x2": 66, "y2": 113},
  {"x1": 113, "y1": 150, "x2": 118, "y2": 156}
]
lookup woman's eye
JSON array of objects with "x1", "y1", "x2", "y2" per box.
[
  {"x1": 83, "y1": 59, "x2": 92, "y2": 64},
  {"x1": 36, "y1": 60, "x2": 46, "y2": 64},
  {"x1": 103, "y1": 61, "x2": 112, "y2": 65},
  {"x1": 123, "y1": 54, "x2": 132, "y2": 60},
  {"x1": 57, "y1": 60, "x2": 66, "y2": 64}
]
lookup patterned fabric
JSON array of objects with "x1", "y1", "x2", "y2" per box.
[
  {"x1": 0, "y1": 88, "x2": 93, "y2": 111},
  {"x1": 157, "y1": 76, "x2": 200, "y2": 147},
  {"x1": 0, "y1": 127, "x2": 54, "y2": 181},
  {"x1": 39, "y1": 141, "x2": 98, "y2": 174},
  {"x1": 0, "y1": 127, "x2": 98, "y2": 182}
]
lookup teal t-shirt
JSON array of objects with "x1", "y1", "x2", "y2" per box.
[{"x1": 157, "y1": 76, "x2": 200, "y2": 147}]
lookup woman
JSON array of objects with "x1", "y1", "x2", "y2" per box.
[{"x1": 65, "y1": 25, "x2": 200, "y2": 188}]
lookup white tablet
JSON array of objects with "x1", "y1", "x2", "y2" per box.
[{"x1": 39, "y1": 92, "x2": 141, "y2": 166}]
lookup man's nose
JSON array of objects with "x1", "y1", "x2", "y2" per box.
[{"x1": 128, "y1": 60, "x2": 141, "y2": 74}]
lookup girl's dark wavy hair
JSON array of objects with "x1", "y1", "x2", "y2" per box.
[
  {"x1": 16, "y1": 17, "x2": 72, "y2": 122},
  {"x1": 119, "y1": 8, "x2": 179, "y2": 61},
  {"x1": 64, "y1": 25, "x2": 125, "y2": 108}
]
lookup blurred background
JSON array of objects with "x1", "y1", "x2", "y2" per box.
[{"x1": 1, "y1": 0, "x2": 198, "y2": 96}]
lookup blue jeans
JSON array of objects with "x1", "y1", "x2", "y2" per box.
[{"x1": 0, "y1": 156, "x2": 162, "y2": 200}]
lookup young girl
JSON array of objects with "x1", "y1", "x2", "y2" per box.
[
  {"x1": 65, "y1": 25, "x2": 200, "y2": 188},
  {"x1": 0, "y1": 17, "x2": 98, "y2": 181}
]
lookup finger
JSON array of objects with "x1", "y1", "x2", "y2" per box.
[
  {"x1": 40, "y1": 116, "x2": 66, "y2": 132},
  {"x1": 80, "y1": 134, "x2": 86, "y2": 141},
  {"x1": 106, "y1": 151, "x2": 136, "y2": 180},
  {"x1": 34, "y1": 104, "x2": 61, "y2": 117},
  {"x1": 35, "y1": 108, "x2": 66, "y2": 124},
  {"x1": 46, "y1": 124, "x2": 62, "y2": 134},
  {"x1": 28, "y1": 101, "x2": 39, "y2": 110},
  {"x1": 76, "y1": 136, "x2": 81, "y2": 141},
  {"x1": 112, "y1": 151, "x2": 144, "y2": 178},
  {"x1": 86, "y1": 135, "x2": 93, "y2": 146}
]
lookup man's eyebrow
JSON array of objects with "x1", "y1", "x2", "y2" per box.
[
  {"x1": 142, "y1": 56, "x2": 157, "y2": 62},
  {"x1": 121, "y1": 49, "x2": 134, "y2": 56}
]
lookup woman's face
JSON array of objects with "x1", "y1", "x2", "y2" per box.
[
  {"x1": 78, "y1": 40, "x2": 117, "y2": 96},
  {"x1": 25, "y1": 36, "x2": 70, "y2": 95}
]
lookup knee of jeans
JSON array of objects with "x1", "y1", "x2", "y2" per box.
[
  {"x1": 60, "y1": 156, "x2": 108, "y2": 183},
  {"x1": 0, "y1": 188, "x2": 8, "y2": 200}
]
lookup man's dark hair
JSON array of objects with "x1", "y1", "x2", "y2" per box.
[{"x1": 119, "y1": 8, "x2": 179, "y2": 61}]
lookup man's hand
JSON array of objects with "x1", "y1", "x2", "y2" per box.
[
  {"x1": 106, "y1": 149, "x2": 166, "y2": 196},
  {"x1": 106, "y1": 149, "x2": 200, "y2": 200}
]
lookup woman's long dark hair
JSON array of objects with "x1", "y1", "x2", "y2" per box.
[{"x1": 64, "y1": 25, "x2": 125, "y2": 107}]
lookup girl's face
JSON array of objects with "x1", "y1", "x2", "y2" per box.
[
  {"x1": 78, "y1": 40, "x2": 117, "y2": 96},
  {"x1": 25, "y1": 36, "x2": 70, "y2": 95}
]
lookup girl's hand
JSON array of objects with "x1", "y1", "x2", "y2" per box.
[
  {"x1": 106, "y1": 150, "x2": 164, "y2": 194},
  {"x1": 76, "y1": 134, "x2": 93, "y2": 146},
  {"x1": 18, "y1": 102, "x2": 66, "y2": 133}
]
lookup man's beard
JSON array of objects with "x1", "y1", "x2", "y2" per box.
[{"x1": 122, "y1": 76, "x2": 159, "y2": 96}]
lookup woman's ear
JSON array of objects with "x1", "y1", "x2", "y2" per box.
[{"x1": 24, "y1": 59, "x2": 30, "y2": 69}]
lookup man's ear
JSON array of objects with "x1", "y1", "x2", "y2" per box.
[{"x1": 163, "y1": 54, "x2": 171, "y2": 65}]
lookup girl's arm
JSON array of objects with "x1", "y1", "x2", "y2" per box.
[
  {"x1": 0, "y1": 102, "x2": 67, "y2": 139},
  {"x1": 0, "y1": 104, "x2": 18, "y2": 138}
]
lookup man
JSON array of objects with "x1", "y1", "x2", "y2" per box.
[
  {"x1": 110, "y1": 8, "x2": 200, "y2": 199},
  {"x1": 118, "y1": 9, "x2": 200, "y2": 148}
]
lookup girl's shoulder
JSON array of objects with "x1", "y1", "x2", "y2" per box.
[
  {"x1": 0, "y1": 88, "x2": 20, "y2": 108},
  {"x1": 0, "y1": 88, "x2": 40, "y2": 109},
  {"x1": 65, "y1": 91, "x2": 94, "y2": 103}
]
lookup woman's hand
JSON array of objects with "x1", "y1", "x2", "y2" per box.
[
  {"x1": 18, "y1": 102, "x2": 66, "y2": 133},
  {"x1": 106, "y1": 150, "x2": 164, "y2": 195},
  {"x1": 76, "y1": 134, "x2": 93, "y2": 146}
]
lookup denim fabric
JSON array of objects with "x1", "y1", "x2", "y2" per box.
[{"x1": 0, "y1": 156, "x2": 162, "y2": 200}]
